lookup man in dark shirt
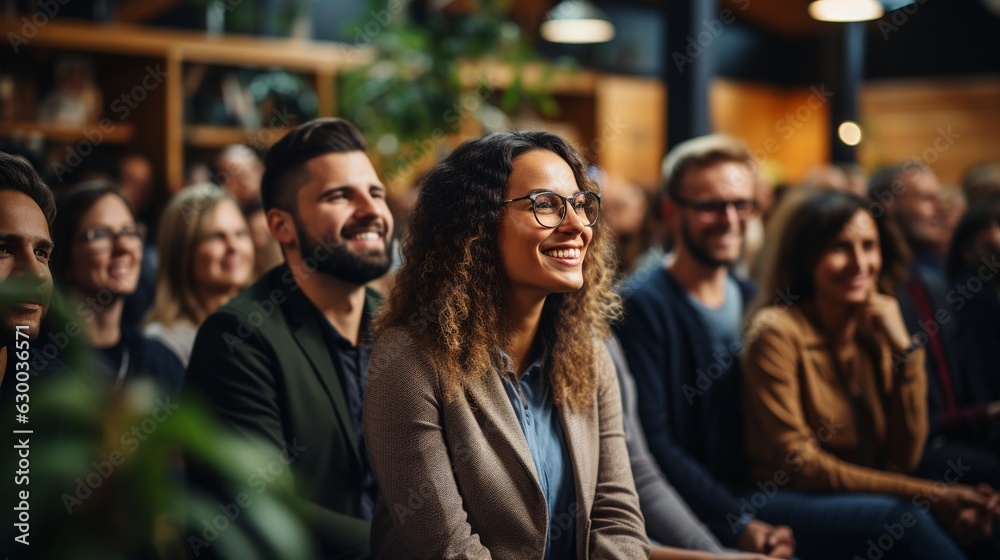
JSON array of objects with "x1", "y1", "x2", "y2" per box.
[
  {"x1": 870, "y1": 164, "x2": 1000, "y2": 492},
  {"x1": 186, "y1": 119, "x2": 393, "y2": 559},
  {"x1": 616, "y1": 134, "x2": 795, "y2": 557},
  {"x1": 0, "y1": 151, "x2": 56, "y2": 552}
]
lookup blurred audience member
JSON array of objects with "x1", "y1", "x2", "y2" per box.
[
  {"x1": 840, "y1": 163, "x2": 869, "y2": 197},
  {"x1": 0, "y1": 151, "x2": 55, "y2": 387},
  {"x1": 947, "y1": 196, "x2": 1000, "y2": 427},
  {"x1": 242, "y1": 198, "x2": 283, "y2": 278},
  {"x1": 870, "y1": 164, "x2": 1000, "y2": 495},
  {"x1": 214, "y1": 145, "x2": 281, "y2": 277},
  {"x1": 962, "y1": 162, "x2": 1000, "y2": 206},
  {"x1": 600, "y1": 169, "x2": 658, "y2": 276},
  {"x1": 215, "y1": 144, "x2": 264, "y2": 208},
  {"x1": 51, "y1": 182, "x2": 183, "y2": 395},
  {"x1": 800, "y1": 164, "x2": 849, "y2": 191},
  {"x1": 870, "y1": 163, "x2": 946, "y2": 273},
  {"x1": 939, "y1": 183, "x2": 967, "y2": 261},
  {"x1": 745, "y1": 189, "x2": 998, "y2": 559},
  {"x1": 117, "y1": 153, "x2": 160, "y2": 332},
  {"x1": 185, "y1": 160, "x2": 214, "y2": 186},
  {"x1": 118, "y1": 153, "x2": 156, "y2": 226},
  {"x1": 616, "y1": 134, "x2": 794, "y2": 556},
  {"x1": 739, "y1": 165, "x2": 773, "y2": 279},
  {"x1": 608, "y1": 337, "x2": 785, "y2": 560},
  {"x1": 144, "y1": 184, "x2": 254, "y2": 365}
]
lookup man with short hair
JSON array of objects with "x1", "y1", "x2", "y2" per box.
[
  {"x1": 616, "y1": 134, "x2": 795, "y2": 557},
  {"x1": 0, "y1": 151, "x2": 56, "y2": 386},
  {"x1": 871, "y1": 164, "x2": 1000, "y2": 498},
  {"x1": 0, "y1": 151, "x2": 56, "y2": 552},
  {"x1": 186, "y1": 118, "x2": 393, "y2": 559}
]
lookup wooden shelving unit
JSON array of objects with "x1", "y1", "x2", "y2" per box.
[
  {"x1": 0, "y1": 17, "x2": 370, "y2": 191},
  {"x1": 0, "y1": 122, "x2": 136, "y2": 144},
  {"x1": 0, "y1": 17, "x2": 668, "y2": 191}
]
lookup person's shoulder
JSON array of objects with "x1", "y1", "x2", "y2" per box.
[
  {"x1": 620, "y1": 266, "x2": 676, "y2": 316},
  {"x1": 204, "y1": 266, "x2": 297, "y2": 334},
  {"x1": 224, "y1": 266, "x2": 291, "y2": 311},
  {"x1": 745, "y1": 304, "x2": 805, "y2": 340},
  {"x1": 371, "y1": 326, "x2": 422, "y2": 360},
  {"x1": 138, "y1": 333, "x2": 182, "y2": 365},
  {"x1": 133, "y1": 331, "x2": 185, "y2": 393},
  {"x1": 367, "y1": 326, "x2": 439, "y2": 395}
]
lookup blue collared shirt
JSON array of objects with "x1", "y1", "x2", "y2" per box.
[{"x1": 499, "y1": 353, "x2": 577, "y2": 560}]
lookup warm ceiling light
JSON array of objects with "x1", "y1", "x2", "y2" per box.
[
  {"x1": 808, "y1": 0, "x2": 884, "y2": 22},
  {"x1": 540, "y1": 0, "x2": 615, "y2": 44},
  {"x1": 838, "y1": 121, "x2": 863, "y2": 146}
]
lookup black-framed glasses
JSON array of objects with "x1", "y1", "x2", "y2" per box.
[
  {"x1": 674, "y1": 197, "x2": 758, "y2": 224},
  {"x1": 503, "y1": 191, "x2": 601, "y2": 228},
  {"x1": 77, "y1": 225, "x2": 146, "y2": 252}
]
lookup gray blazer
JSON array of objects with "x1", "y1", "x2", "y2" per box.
[{"x1": 362, "y1": 327, "x2": 650, "y2": 559}]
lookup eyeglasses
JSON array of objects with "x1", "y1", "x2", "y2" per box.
[
  {"x1": 77, "y1": 225, "x2": 146, "y2": 252},
  {"x1": 674, "y1": 197, "x2": 758, "y2": 224},
  {"x1": 503, "y1": 191, "x2": 601, "y2": 228}
]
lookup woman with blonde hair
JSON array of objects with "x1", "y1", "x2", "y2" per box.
[
  {"x1": 363, "y1": 131, "x2": 649, "y2": 558},
  {"x1": 144, "y1": 183, "x2": 254, "y2": 364}
]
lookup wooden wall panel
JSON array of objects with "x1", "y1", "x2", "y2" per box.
[
  {"x1": 594, "y1": 75, "x2": 666, "y2": 188},
  {"x1": 711, "y1": 79, "x2": 829, "y2": 186},
  {"x1": 859, "y1": 77, "x2": 1000, "y2": 185}
]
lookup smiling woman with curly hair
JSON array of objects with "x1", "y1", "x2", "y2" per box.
[{"x1": 362, "y1": 131, "x2": 649, "y2": 559}]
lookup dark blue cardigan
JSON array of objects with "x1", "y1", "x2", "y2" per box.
[{"x1": 615, "y1": 266, "x2": 756, "y2": 545}]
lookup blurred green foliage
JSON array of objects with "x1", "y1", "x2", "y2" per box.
[
  {"x1": 1, "y1": 287, "x2": 313, "y2": 559},
  {"x1": 339, "y1": 0, "x2": 562, "y2": 182}
]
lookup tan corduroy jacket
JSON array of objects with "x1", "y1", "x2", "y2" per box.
[
  {"x1": 362, "y1": 327, "x2": 650, "y2": 559},
  {"x1": 743, "y1": 303, "x2": 936, "y2": 499}
]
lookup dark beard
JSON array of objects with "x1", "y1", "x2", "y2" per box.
[
  {"x1": 680, "y1": 216, "x2": 737, "y2": 268},
  {"x1": 296, "y1": 221, "x2": 392, "y2": 285}
]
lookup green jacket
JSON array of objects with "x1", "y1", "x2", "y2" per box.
[{"x1": 186, "y1": 264, "x2": 380, "y2": 559}]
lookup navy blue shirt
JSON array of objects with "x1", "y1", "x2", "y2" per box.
[
  {"x1": 313, "y1": 303, "x2": 377, "y2": 521},
  {"x1": 499, "y1": 352, "x2": 576, "y2": 560}
]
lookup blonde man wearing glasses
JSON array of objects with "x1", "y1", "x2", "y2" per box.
[{"x1": 616, "y1": 134, "x2": 793, "y2": 557}]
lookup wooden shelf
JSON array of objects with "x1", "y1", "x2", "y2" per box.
[
  {"x1": 0, "y1": 18, "x2": 372, "y2": 72},
  {"x1": 458, "y1": 60, "x2": 597, "y2": 95},
  {"x1": 0, "y1": 122, "x2": 135, "y2": 144},
  {"x1": 185, "y1": 125, "x2": 293, "y2": 149}
]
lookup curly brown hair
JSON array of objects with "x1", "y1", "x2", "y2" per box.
[{"x1": 377, "y1": 131, "x2": 620, "y2": 410}]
